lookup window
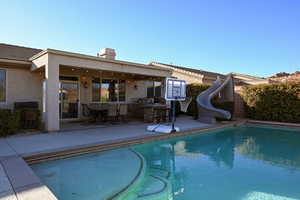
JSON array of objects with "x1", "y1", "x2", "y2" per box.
[
  {"x1": 92, "y1": 78, "x2": 126, "y2": 102},
  {"x1": 92, "y1": 78, "x2": 101, "y2": 102},
  {"x1": 101, "y1": 79, "x2": 118, "y2": 102},
  {"x1": 119, "y1": 80, "x2": 126, "y2": 101},
  {"x1": 147, "y1": 81, "x2": 162, "y2": 98},
  {"x1": 0, "y1": 69, "x2": 6, "y2": 102},
  {"x1": 154, "y1": 81, "x2": 162, "y2": 97}
]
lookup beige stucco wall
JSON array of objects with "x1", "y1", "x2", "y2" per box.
[
  {"x1": 202, "y1": 77, "x2": 218, "y2": 85},
  {"x1": 126, "y1": 80, "x2": 148, "y2": 101},
  {"x1": 0, "y1": 67, "x2": 43, "y2": 110},
  {"x1": 172, "y1": 71, "x2": 203, "y2": 84},
  {"x1": 172, "y1": 71, "x2": 219, "y2": 85}
]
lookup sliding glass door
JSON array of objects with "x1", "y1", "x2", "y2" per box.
[{"x1": 59, "y1": 77, "x2": 79, "y2": 119}]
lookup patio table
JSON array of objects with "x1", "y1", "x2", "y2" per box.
[{"x1": 88, "y1": 104, "x2": 108, "y2": 122}]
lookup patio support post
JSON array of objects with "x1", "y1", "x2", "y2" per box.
[{"x1": 44, "y1": 56, "x2": 60, "y2": 132}]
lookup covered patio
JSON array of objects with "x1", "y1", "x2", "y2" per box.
[{"x1": 30, "y1": 48, "x2": 172, "y2": 132}]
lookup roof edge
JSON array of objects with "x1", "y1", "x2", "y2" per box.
[
  {"x1": 150, "y1": 62, "x2": 204, "y2": 78},
  {"x1": 231, "y1": 72, "x2": 266, "y2": 81},
  {"x1": 0, "y1": 43, "x2": 42, "y2": 51},
  {"x1": 0, "y1": 58, "x2": 32, "y2": 65},
  {"x1": 30, "y1": 49, "x2": 172, "y2": 72}
]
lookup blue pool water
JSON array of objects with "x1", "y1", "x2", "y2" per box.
[{"x1": 32, "y1": 126, "x2": 300, "y2": 200}]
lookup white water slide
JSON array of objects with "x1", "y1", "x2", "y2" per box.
[{"x1": 197, "y1": 74, "x2": 234, "y2": 123}]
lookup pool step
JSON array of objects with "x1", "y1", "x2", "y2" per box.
[
  {"x1": 137, "y1": 175, "x2": 171, "y2": 200},
  {"x1": 110, "y1": 153, "x2": 172, "y2": 200},
  {"x1": 148, "y1": 168, "x2": 170, "y2": 179}
]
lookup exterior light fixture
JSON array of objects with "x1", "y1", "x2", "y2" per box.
[{"x1": 81, "y1": 76, "x2": 89, "y2": 88}]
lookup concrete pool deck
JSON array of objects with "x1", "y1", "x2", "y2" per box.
[
  {"x1": 0, "y1": 116, "x2": 211, "y2": 158},
  {"x1": 0, "y1": 116, "x2": 235, "y2": 200}
]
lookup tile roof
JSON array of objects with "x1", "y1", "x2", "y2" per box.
[
  {"x1": 0, "y1": 43, "x2": 42, "y2": 61},
  {"x1": 150, "y1": 62, "x2": 225, "y2": 78}
]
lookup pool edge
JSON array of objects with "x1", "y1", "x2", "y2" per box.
[{"x1": 24, "y1": 121, "x2": 242, "y2": 164}]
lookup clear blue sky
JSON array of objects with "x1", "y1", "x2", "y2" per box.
[{"x1": 1, "y1": 0, "x2": 299, "y2": 77}]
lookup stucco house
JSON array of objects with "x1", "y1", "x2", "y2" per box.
[
  {"x1": 0, "y1": 43, "x2": 172, "y2": 132},
  {"x1": 0, "y1": 43, "x2": 269, "y2": 132}
]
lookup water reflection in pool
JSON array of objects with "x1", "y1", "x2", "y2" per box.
[{"x1": 132, "y1": 126, "x2": 300, "y2": 200}]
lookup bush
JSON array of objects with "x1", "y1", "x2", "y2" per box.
[
  {"x1": 0, "y1": 109, "x2": 21, "y2": 137},
  {"x1": 212, "y1": 101, "x2": 235, "y2": 120},
  {"x1": 186, "y1": 84, "x2": 210, "y2": 118},
  {"x1": 241, "y1": 83, "x2": 300, "y2": 123},
  {"x1": 14, "y1": 102, "x2": 41, "y2": 129},
  {"x1": 19, "y1": 108, "x2": 41, "y2": 129}
]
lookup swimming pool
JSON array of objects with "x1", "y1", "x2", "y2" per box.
[{"x1": 31, "y1": 125, "x2": 300, "y2": 200}]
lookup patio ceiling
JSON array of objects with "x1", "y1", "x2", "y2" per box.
[{"x1": 58, "y1": 65, "x2": 165, "y2": 81}]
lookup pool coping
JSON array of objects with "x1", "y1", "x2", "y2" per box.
[
  {"x1": 24, "y1": 121, "x2": 242, "y2": 164},
  {"x1": 245, "y1": 119, "x2": 300, "y2": 129},
  {"x1": 0, "y1": 156, "x2": 58, "y2": 200}
]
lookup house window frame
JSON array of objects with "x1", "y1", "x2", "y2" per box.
[
  {"x1": 59, "y1": 75, "x2": 81, "y2": 120},
  {"x1": 91, "y1": 77, "x2": 126, "y2": 103},
  {"x1": 147, "y1": 81, "x2": 162, "y2": 98},
  {"x1": 0, "y1": 68, "x2": 7, "y2": 104},
  {"x1": 91, "y1": 77, "x2": 102, "y2": 102}
]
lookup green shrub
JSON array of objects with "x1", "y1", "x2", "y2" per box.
[
  {"x1": 14, "y1": 102, "x2": 41, "y2": 129},
  {"x1": 18, "y1": 108, "x2": 41, "y2": 129},
  {"x1": 212, "y1": 101, "x2": 235, "y2": 120},
  {"x1": 241, "y1": 83, "x2": 300, "y2": 123},
  {"x1": 0, "y1": 109, "x2": 21, "y2": 137},
  {"x1": 186, "y1": 84, "x2": 210, "y2": 118}
]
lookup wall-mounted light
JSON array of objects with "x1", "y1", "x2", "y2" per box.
[{"x1": 81, "y1": 76, "x2": 89, "y2": 88}]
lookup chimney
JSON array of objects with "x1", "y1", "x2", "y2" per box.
[{"x1": 98, "y1": 48, "x2": 116, "y2": 60}]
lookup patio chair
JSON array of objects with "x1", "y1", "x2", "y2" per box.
[
  {"x1": 107, "y1": 104, "x2": 118, "y2": 123},
  {"x1": 119, "y1": 104, "x2": 128, "y2": 122},
  {"x1": 82, "y1": 104, "x2": 98, "y2": 122},
  {"x1": 82, "y1": 104, "x2": 90, "y2": 116},
  {"x1": 100, "y1": 103, "x2": 109, "y2": 122},
  {"x1": 24, "y1": 109, "x2": 39, "y2": 129}
]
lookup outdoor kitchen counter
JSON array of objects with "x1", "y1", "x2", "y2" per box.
[{"x1": 142, "y1": 104, "x2": 169, "y2": 123}]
